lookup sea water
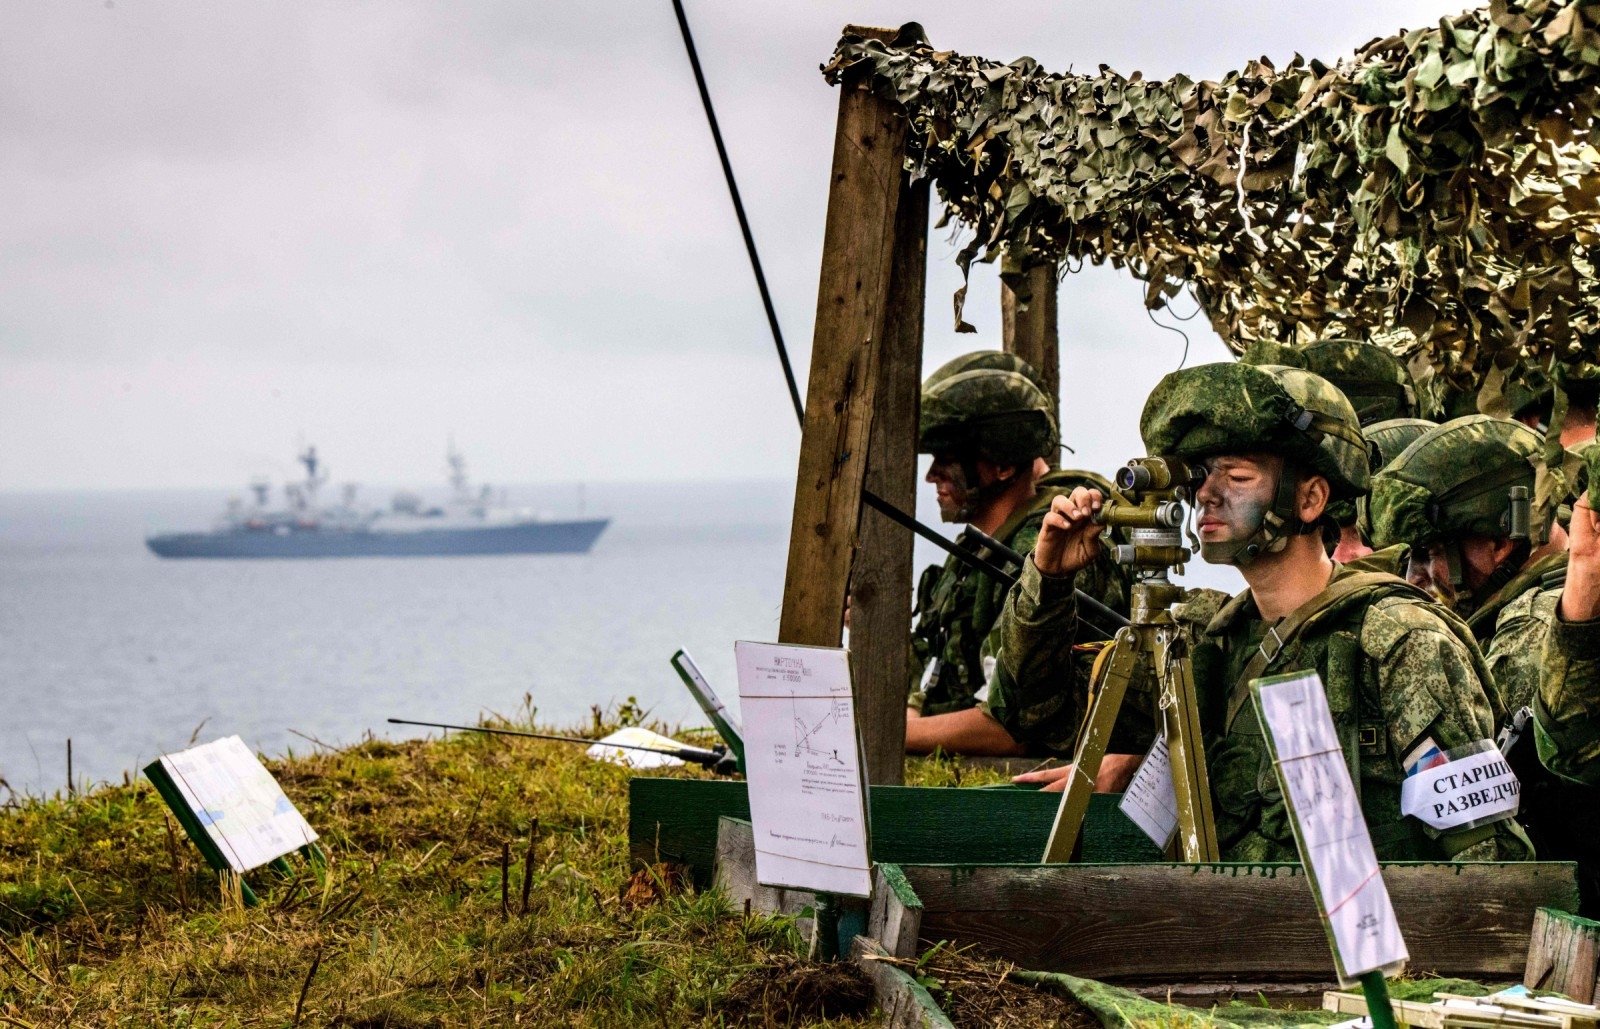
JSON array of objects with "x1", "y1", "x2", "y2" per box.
[{"x1": 0, "y1": 481, "x2": 800, "y2": 796}]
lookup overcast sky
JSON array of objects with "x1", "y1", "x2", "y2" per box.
[{"x1": 1, "y1": 0, "x2": 1473, "y2": 493}]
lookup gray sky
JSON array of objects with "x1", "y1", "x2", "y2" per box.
[{"x1": 1, "y1": 0, "x2": 1471, "y2": 492}]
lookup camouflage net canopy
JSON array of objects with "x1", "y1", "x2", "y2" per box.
[{"x1": 822, "y1": 2, "x2": 1600, "y2": 401}]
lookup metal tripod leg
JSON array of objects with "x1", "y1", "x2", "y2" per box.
[
  {"x1": 1040, "y1": 622, "x2": 1219, "y2": 864},
  {"x1": 1041, "y1": 627, "x2": 1139, "y2": 863}
]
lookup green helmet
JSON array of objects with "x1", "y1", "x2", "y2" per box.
[
  {"x1": 922, "y1": 350, "x2": 1047, "y2": 395},
  {"x1": 1364, "y1": 418, "x2": 1437, "y2": 474},
  {"x1": 1242, "y1": 338, "x2": 1417, "y2": 425},
  {"x1": 1366, "y1": 416, "x2": 1545, "y2": 551},
  {"x1": 1141, "y1": 361, "x2": 1368, "y2": 564},
  {"x1": 918, "y1": 364, "x2": 1057, "y2": 465}
]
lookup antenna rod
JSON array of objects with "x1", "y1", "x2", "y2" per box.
[{"x1": 671, "y1": 0, "x2": 804, "y2": 425}]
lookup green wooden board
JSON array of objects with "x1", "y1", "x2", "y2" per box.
[{"x1": 628, "y1": 778, "x2": 1161, "y2": 886}]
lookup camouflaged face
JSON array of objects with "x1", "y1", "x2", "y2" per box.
[
  {"x1": 1366, "y1": 415, "x2": 1542, "y2": 548},
  {"x1": 1246, "y1": 339, "x2": 1418, "y2": 426},
  {"x1": 1140, "y1": 362, "x2": 1369, "y2": 498},
  {"x1": 923, "y1": 349, "x2": 1047, "y2": 396},
  {"x1": 919, "y1": 368, "x2": 1058, "y2": 463}
]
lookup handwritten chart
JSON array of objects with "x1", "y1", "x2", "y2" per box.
[{"x1": 735, "y1": 641, "x2": 870, "y2": 897}]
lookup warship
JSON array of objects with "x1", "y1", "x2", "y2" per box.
[{"x1": 146, "y1": 446, "x2": 608, "y2": 559}]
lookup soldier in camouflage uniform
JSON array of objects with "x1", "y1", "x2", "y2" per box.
[
  {"x1": 904, "y1": 351, "x2": 1128, "y2": 756},
  {"x1": 1009, "y1": 362, "x2": 1529, "y2": 861},
  {"x1": 1244, "y1": 339, "x2": 1419, "y2": 563},
  {"x1": 1533, "y1": 442, "x2": 1600, "y2": 914}
]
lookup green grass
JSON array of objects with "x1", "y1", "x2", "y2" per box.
[{"x1": 0, "y1": 705, "x2": 1012, "y2": 1027}]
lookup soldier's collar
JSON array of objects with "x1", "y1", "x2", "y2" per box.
[{"x1": 1203, "y1": 562, "x2": 1359, "y2": 636}]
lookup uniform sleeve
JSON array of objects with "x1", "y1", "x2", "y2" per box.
[
  {"x1": 982, "y1": 555, "x2": 1083, "y2": 752},
  {"x1": 1363, "y1": 600, "x2": 1530, "y2": 860},
  {"x1": 1535, "y1": 612, "x2": 1600, "y2": 785},
  {"x1": 1483, "y1": 589, "x2": 1558, "y2": 719}
]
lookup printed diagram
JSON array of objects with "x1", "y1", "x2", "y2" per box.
[{"x1": 791, "y1": 695, "x2": 849, "y2": 765}]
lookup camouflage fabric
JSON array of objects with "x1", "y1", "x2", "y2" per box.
[
  {"x1": 1472, "y1": 551, "x2": 1568, "y2": 718},
  {"x1": 1141, "y1": 362, "x2": 1369, "y2": 500},
  {"x1": 1356, "y1": 418, "x2": 1437, "y2": 540},
  {"x1": 919, "y1": 367, "x2": 1058, "y2": 465},
  {"x1": 993, "y1": 561, "x2": 1528, "y2": 861},
  {"x1": 1367, "y1": 416, "x2": 1545, "y2": 550},
  {"x1": 1537, "y1": 612, "x2": 1600, "y2": 787},
  {"x1": 923, "y1": 349, "x2": 1046, "y2": 394},
  {"x1": 907, "y1": 471, "x2": 1128, "y2": 717},
  {"x1": 1244, "y1": 338, "x2": 1419, "y2": 426}
]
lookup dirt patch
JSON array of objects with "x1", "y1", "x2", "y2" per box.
[
  {"x1": 919, "y1": 947, "x2": 1100, "y2": 1029},
  {"x1": 719, "y1": 954, "x2": 875, "y2": 1025}
]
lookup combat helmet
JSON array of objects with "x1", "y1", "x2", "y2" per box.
[
  {"x1": 1366, "y1": 416, "x2": 1545, "y2": 612},
  {"x1": 1242, "y1": 338, "x2": 1418, "y2": 426},
  {"x1": 1355, "y1": 417, "x2": 1436, "y2": 544},
  {"x1": 1140, "y1": 361, "x2": 1368, "y2": 564},
  {"x1": 918, "y1": 357, "x2": 1058, "y2": 466},
  {"x1": 922, "y1": 350, "x2": 1048, "y2": 396}
]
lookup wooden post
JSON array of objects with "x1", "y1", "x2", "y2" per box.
[
  {"x1": 1001, "y1": 264, "x2": 1061, "y2": 467},
  {"x1": 848, "y1": 175, "x2": 927, "y2": 786},
  {"x1": 779, "y1": 36, "x2": 913, "y2": 786},
  {"x1": 1524, "y1": 906, "x2": 1600, "y2": 1002}
]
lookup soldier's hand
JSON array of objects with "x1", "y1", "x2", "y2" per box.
[
  {"x1": 1033, "y1": 487, "x2": 1104, "y2": 578},
  {"x1": 1011, "y1": 753, "x2": 1141, "y2": 794},
  {"x1": 1562, "y1": 496, "x2": 1600, "y2": 621}
]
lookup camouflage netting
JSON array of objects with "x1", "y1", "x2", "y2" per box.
[{"x1": 822, "y1": 1, "x2": 1600, "y2": 402}]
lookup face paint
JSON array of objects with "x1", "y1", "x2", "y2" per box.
[
  {"x1": 1194, "y1": 458, "x2": 1278, "y2": 564},
  {"x1": 926, "y1": 454, "x2": 982, "y2": 523},
  {"x1": 1407, "y1": 542, "x2": 1465, "y2": 611}
]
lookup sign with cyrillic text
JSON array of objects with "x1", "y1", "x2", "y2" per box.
[
  {"x1": 1119, "y1": 736, "x2": 1178, "y2": 849},
  {"x1": 1399, "y1": 740, "x2": 1519, "y2": 831},
  {"x1": 1251, "y1": 671, "x2": 1408, "y2": 984}
]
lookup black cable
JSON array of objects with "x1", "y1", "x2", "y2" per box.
[{"x1": 670, "y1": 0, "x2": 804, "y2": 425}]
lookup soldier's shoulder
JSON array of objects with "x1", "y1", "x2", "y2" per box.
[
  {"x1": 1496, "y1": 582, "x2": 1562, "y2": 629},
  {"x1": 1358, "y1": 592, "x2": 1465, "y2": 660},
  {"x1": 1174, "y1": 587, "x2": 1233, "y2": 631}
]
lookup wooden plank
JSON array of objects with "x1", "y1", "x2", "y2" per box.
[
  {"x1": 1526, "y1": 907, "x2": 1600, "y2": 1002},
  {"x1": 870, "y1": 863, "x2": 924, "y2": 959},
  {"x1": 901, "y1": 861, "x2": 1580, "y2": 983},
  {"x1": 628, "y1": 779, "x2": 1160, "y2": 887},
  {"x1": 712, "y1": 816, "x2": 815, "y2": 917},
  {"x1": 1001, "y1": 264, "x2": 1060, "y2": 467},
  {"x1": 853, "y1": 937, "x2": 957, "y2": 1029},
  {"x1": 778, "y1": 72, "x2": 909, "y2": 649},
  {"x1": 850, "y1": 173, "x2": 928, "y2": 787}
]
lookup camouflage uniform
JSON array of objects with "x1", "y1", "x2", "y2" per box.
[
  {"x1": 910, "y1": 351, "x2": 1132, "y2": 719},
  {"x1": 996, "y1": 362, "x2": 1528, "y2": 861},
  {"x1": 909, "y1": 469, "x2": 1127, "y2": 717}
]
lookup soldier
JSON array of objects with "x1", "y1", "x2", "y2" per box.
[
  {"x1": 1533, "y1": 443, "x2": 1600, "y2": 914},
  {"x1": 1009, "y1": 362, "x2": 1528, "y2": 861},
  {"x1": 1353, "y1": 417, "x2": 1436, "y2": 565},
  {"x1": 904, "y1": 351, "x2": 1127, "y2": 756},
  {"x1": 1244, "y1": 338, "x2": 1420, "y2": 562}
]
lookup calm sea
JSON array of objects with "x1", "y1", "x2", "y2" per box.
[{"x1": 0, "y1": 480, "x2": 832, "y2": 797}]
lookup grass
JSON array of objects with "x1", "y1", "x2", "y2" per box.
[{"x1": 0, "y1": 702, "x2": 1013, "y2": 1027}]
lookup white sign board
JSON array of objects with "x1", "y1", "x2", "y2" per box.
[
  {"x1": 159, "y1": 736, "x2": 319, "y2": 873},
  {"x1": 1252, "y1": 672, "x2": 1408, "y2": 984},
  {"x1": 735, "y1": 641, "x2": 871, "y2": 897},
  {"x1": 1119, "y1": 736, "x2": 1178, "y2": 849},
  {"x1": 1399, "y1": 741, "x2": 1519, "y2": 830}
]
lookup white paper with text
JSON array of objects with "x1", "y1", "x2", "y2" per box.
[
  {"x1": 735, "y1": 641, "x2": 871, "y2": 897},
  {"x1": 1119, "y1": 736, "x2": 1178, "y2": 849},
  {"x1": 1253, "y1": 672, "x2": 1407, "y2": 983}
]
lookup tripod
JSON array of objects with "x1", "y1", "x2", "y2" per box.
[{"x1": 1040, "y1": 461, "x2": 1220, "y2": 863}]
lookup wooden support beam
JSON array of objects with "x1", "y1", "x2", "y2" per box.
[
  {"x1": 1001, "y1": 264, "x2": 1060, "y2": 467},
  {"x1": 1525, "y1": 907, "x2": 1600, "y2": 1002},
  {"x1": 900, "y1": 861, "x2": 1579, "y2": 983},
  {"x1": 852, "y1": 937, "x2": 957, "y2": 1029},
  {"x1": 869, "y1": 863, "x2": 924, "y2": 959},
  {"x1": 849, "y1": 175, "x2": 928, "y2": 786},
  {"x1": 778, "y1": 62, "x2": 908, "y2": 652},
  {"x1": 712, "y1": 816, "x2": 815, "y2": 917}
]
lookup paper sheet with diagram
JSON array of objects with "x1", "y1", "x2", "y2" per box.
[
  {"x1": 1252, "y1": 671, "x2": 1408, "y2": 983},
  {"x1": 735, "y1": 641, "x2": 870, "y2": 897},
  {"x1": 1119, "y1": 736, "x2": 1178, "y2": 849},
  {"x1": 159, "y1": 736, "x2": 318, "y2": 873}
]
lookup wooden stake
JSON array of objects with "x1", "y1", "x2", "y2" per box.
[
  {"x1": 778, "y1": 70, "x2": 909, "y2": 651},
  {"x1": 1002, "y1": 264, "x2": 1061, "y2": 467},
  {"x1": 65, "y1": 739, "x2": 73, "y2": 799},
  {"x1": 499, "y1": 841, "x2": 510, "y2": 920}
]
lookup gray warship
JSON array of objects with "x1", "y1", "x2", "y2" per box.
[{"x1": 146, "y1": 446, "x2": 608, "y2": 559}]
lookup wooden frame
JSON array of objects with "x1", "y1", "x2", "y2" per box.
[{"x1": 782, "y1": 26, "x2": 1061, "y2": 786}]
